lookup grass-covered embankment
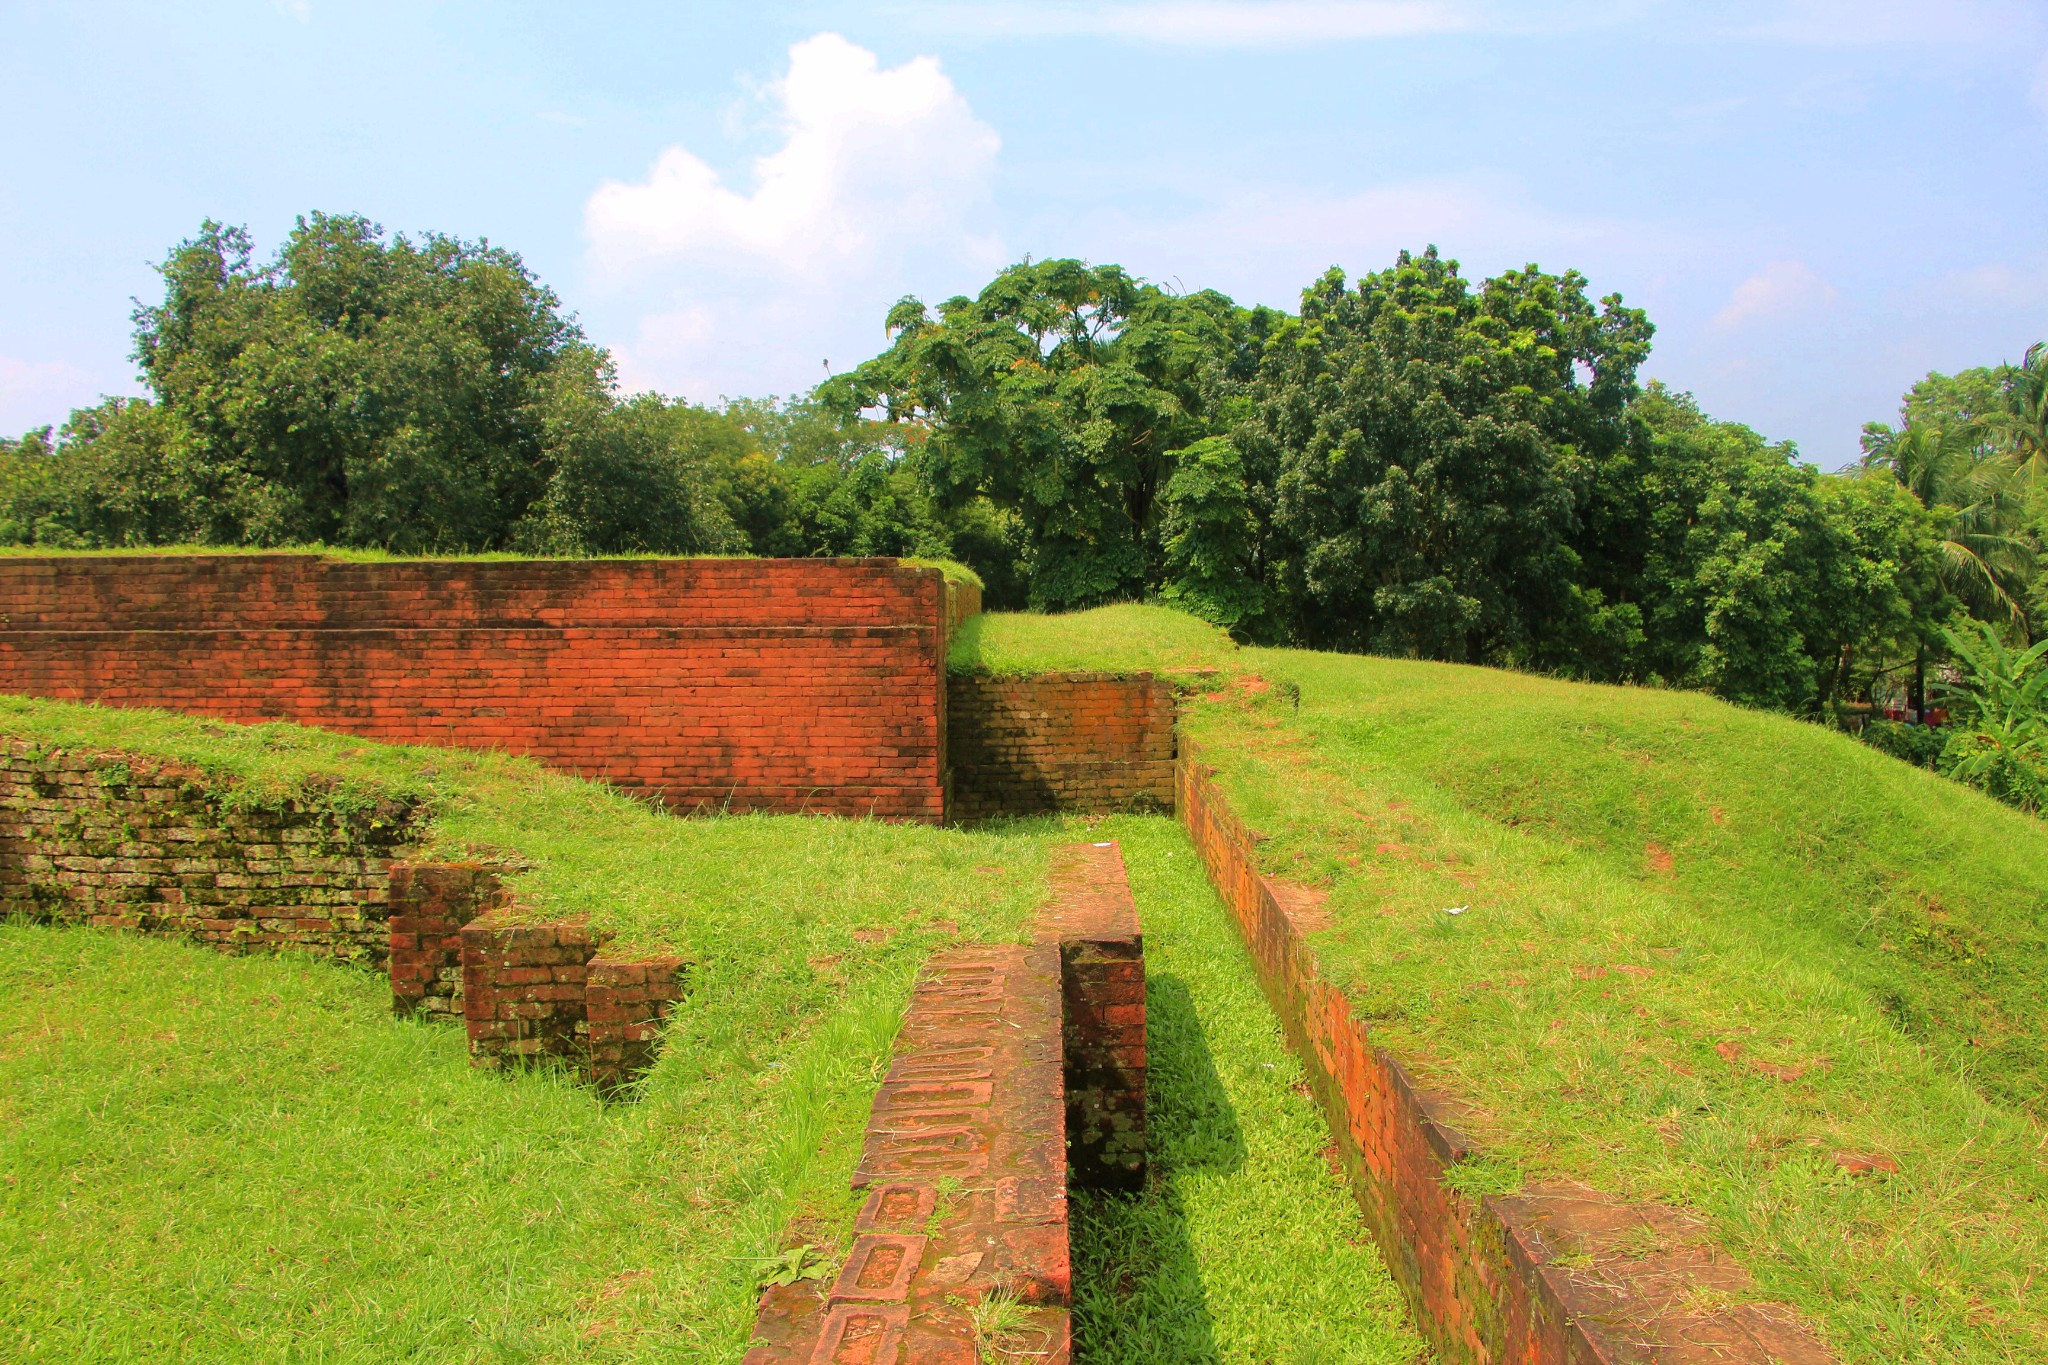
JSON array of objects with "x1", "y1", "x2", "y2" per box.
[
  {"x1": 1, "y1": 696, "x2": 1427, "y2": 1362},
  {"x1": 959, "y1": 604, "x2": 2048, "y2": 1364}
]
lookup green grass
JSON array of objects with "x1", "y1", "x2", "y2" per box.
[
  {"x1": 0, "y1": 697, "x2": 1050, "y2": 1361},
  {"x1": 971, "y1": 605, "x2": 2048, "y2": 1364},
  {"x1": 950, "y1": 601, "x2": 1241, "y2": 677},
  {"x1": 0, "y1": 922, "x2": 910, "y2": 1363},
  {"x1": 0, "y1": 697, "x2": 1428, "y2": 1359},
  {"x1": 1071, "y1": 816, "x2": 1425, "y2": 1365}
]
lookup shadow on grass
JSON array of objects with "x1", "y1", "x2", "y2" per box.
[{"x1": 1069, "y1": 972, "x2": 1243, "y2": 1365}]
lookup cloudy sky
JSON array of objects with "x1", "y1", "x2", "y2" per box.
[{"x1": 4, "y1": 0, "x2": 2044, "y2": 467}]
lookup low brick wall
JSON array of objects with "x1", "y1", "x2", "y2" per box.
[
  {"x1": 1041, "y1": 841, "x2": 1147, "y2": 1190},
  {"x1": 1, "y1": 742, "x2": 687, "y2": 1095},
  {"x1": 946, "y1": 673, "x2": 1177, "y2": 821},
  {"x1": 1176, "y1": 748, "x2": 1834, "y2": 1365},
  {"x1": 0, "y1": 740, "x2": 421, "y2": 962}
]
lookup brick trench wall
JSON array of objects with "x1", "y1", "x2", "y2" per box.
[
  {"x1": 0, "y1": 740, "x2": 422, "y2": 960},
  {"x1": 1174, "y1": 749, "x2": 1835, "y2": 1365},
  {"x1": 1041, "y1": 841, "x2": 1147, "y2": 1191},
  {"x1": 946, "y1": 673, "x2": 1177, "y2": 821},
  {"x1": 0, "y1": 555, "x2": 954, "y2": 821}
]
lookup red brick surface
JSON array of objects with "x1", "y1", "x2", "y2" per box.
[
  {"x1": 0, "y1": 555, "x2": 956, "y2": 820},
  {"x1": 1176, "y1": 748, "x2": 1834, "y2": 1365},
  {"x1": 747, "y1": 945, "x2": 1073, "y2": 1364},
  {"x1": 1041, "y1": 841, "x2": 1147, "y2": 1190},
  {"x1": 947, "y1": 673, "x2": 1177, "y2": 821},
  {"x1": 0, "y1": 740, "x2": 421, "y2": 961}
]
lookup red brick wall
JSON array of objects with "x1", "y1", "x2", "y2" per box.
[
  {"x1": 0, "y1": 555, "x2": 954, "y2": 821},
  {"x1": 1041, "y1": 841, "x2": 1147, "y2": 1190},
  {"x1": 0, "y1": 740, "x2": 421, "y2": 960},
  {"x1": 947, "y1": 673, "x2": 1177, "y2": 821},
  {"x1": 1175, "y1": 748, "x2": 1834, "y2": 1365}
]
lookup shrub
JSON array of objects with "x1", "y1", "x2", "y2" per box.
[{"x1": 1861, "y1": 719, "x2": 1945, "y2": 769}]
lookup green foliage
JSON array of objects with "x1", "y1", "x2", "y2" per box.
[
  {"x1": 1578, "y1": 385, "x2": 1945, "y2": 711},
  {"x1": 1935, "y1": 622, "x2": 2048, "y2": 813},
  {"x1": 838, "y1": 258, "x2": 1273, "y2": 610},
  {"x1": 1158, "y1": 435, "x2": 1264, "y2": 628},
  {"x1": 130, "y1": 214, "x2": 598, "y2": 550},
  {"x1": 1859, "y1": 719, "x2": 1946, "y2": 769},
  {"x1": 516, "y1": 391, "x2": 745, "y2": 556},
  {"x1": 1246, "y1": 248, "x2": 1653, "y2": 659}
]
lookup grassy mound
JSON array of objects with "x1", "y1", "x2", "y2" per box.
[{"x1": 965, "y1": 605, "x2": 2048, "y2": 1364}]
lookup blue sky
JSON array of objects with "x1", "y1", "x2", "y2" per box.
[{"x1": 3, "y1": 0, "x2": 2044, "y2": 467}]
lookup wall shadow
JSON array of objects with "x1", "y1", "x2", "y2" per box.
[{"x1": 1068, "y1": 971, "x2": 1242, "y2": 1365}]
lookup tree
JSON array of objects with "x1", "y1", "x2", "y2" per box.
[
  {"x1": 837, "y1": 259, "x2": 1271, "y2": 610},
  {"x1": 0, "y1": 398, "x2": 196, "y2": 547},
  {"x1": 514, "y1": 389, "x2": 744, "y2": 556},
  {"x1": 1858, "y1": 419, "x2": 2035, "y2": 631},
  {"x1": 1243, "y1": 248, "x2": 1653, "y2": 660},
  {"x1": 131, "y1": 214, "x2": 604, "y2": 550},
  {"x1": 1592, "y1": 386, "x2": 1945, "y2": 712}
]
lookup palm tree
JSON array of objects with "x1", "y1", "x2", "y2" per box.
[
  {"x1": 1991, "y1": 341, "x2": 2048, "y2": 481},
  {"x1": 1862, "y1": 419, "x2": 2037, "y2": 628}
]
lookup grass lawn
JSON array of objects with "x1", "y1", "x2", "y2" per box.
[
  {"x1": 1071, "y1": 815, "x2": 1424, "y2": 1365},
  {"x1": 960, "y1": 604, "x2": 2048, "y2": 1365},
  {"x1": 0, "y1": 698, "x2": 1425, "y2": 1361}
]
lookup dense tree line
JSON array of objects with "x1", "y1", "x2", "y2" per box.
[{"x1": 5, "y1": 216, "x2": 2045, "y2": 767}]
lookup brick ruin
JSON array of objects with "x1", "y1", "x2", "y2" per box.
[
  {"x1": 0, "y1": 554, "x2": 1836, "y2": 1365},
  {"x1": 745, "y1": 840, "x2": 1147, "y2": 1365},
  {"x1": 0, "y1": 555, "x2": 974, "y2": 821}
]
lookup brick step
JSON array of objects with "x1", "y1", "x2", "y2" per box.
[{"x1": 743, "y1": 840, "x2": 1150, "y2": 1364}]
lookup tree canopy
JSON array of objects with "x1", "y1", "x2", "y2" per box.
[{"x1": 6, "y1": 212, "x2": 2044, "y2": 734}]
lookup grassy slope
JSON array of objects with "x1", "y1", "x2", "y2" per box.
[
  {"x1": 0, "y1": 696, "x2": 1424, "y2": 1361},
  {"x1": 959, "y1": 605, "x2": 2048, "y2": 1365},
  {"x1": 1072, "y1": 816, "x2": 1423, "y2": 1365}
]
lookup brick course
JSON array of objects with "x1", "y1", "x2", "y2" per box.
[
  {"x1": 947, "y1": 673, "x2": 1177, "y2": 821},
  {"x1": 0, "y1": 555, "x2": 959, "y2": 821},
  {"x1": 1040, "y1": 841, "x2": 1146, "y2": 1190},
  {"x1": 0, "y1": 740, "x2": 420, "y2": 961}
]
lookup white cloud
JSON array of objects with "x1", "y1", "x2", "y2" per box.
[
  {"x1": 1710, "y1": 260, "x2": 1838, "y2": 330},
  {"x1": 581, "y1": 33, "x2": 1003, "y2": 400},
  {"x1": 586, "y1": 33, "x2": 999, "y2": 278},
  {"x1": 904, "y1": 0, "x2": 1480, "y2": 44}
]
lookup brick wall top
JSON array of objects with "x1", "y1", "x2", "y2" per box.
[{"x1": 0, "y1": 555, "x2": 947, "y2": 632}]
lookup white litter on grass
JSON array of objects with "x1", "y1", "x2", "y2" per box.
[{"x1": 1443, "y1": 905, "x2": 1469, "y2": 915}]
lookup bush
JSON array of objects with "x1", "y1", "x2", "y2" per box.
[
  {"x1": 1939, "y1": 730, "x2": 2048, "y2": 813},
  {"x1": 1861, "y1": 719, "x2": 1946, "y2": 769}
]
